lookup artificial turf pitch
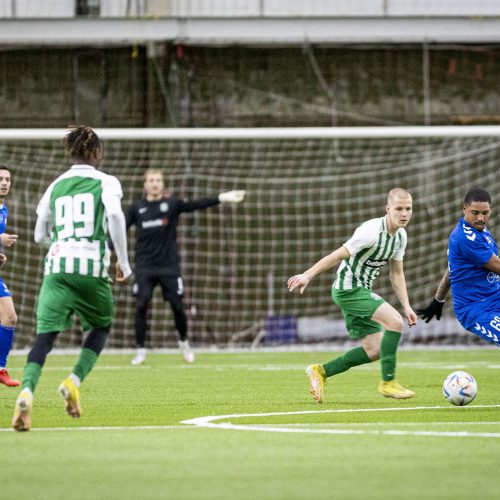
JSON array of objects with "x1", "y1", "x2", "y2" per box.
[{"x1": 1, "y1": 349, "x2": 499, "y2": 499}]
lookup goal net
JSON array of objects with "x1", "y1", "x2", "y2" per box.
[{"x1": 1, "y1": 127, "x2": 499, "y2": 349}]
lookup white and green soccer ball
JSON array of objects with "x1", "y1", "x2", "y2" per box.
[{"x1": 442, "y1": 371, "x2": 477, "y2": 406}]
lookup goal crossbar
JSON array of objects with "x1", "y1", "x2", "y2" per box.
[{"x1": 1, "y1": 126, "x2": 500, "y2": 141}]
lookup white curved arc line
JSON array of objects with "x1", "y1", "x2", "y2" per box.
[{"x1": 181, "y1": 404, "x2": 500, "y2": 438}]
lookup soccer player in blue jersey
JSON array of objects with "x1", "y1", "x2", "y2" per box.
[
  {"x1": 0, "y1": 165, "x2": 20, "y2": 387},
  {"x1": 417, "y1": 188, "x2": 500, "y2": 346}
]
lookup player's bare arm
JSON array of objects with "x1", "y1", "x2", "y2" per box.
[
  {"x1": 389, "y1": 259, "x2": 417, "y2": 326},
  {"x1": 287, "y1": 245, "x2": 351, "y2": 294},
  {"x1": 434, "y1": 268, "x2": 451, "y2": 301},
  {"x1": 416, "y1": 268, "x2": 449, "y2": 322},
  {"x1": 483, "y1": 253, "x2": 500, "y2": 276},
  {"x1": 114, "y1": 261, "x2": 129, "y2": 284}
]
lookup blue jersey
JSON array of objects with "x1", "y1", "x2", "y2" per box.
[
  {"x1": 0, "y1": 203, "x2": 7, "y2": 234},
  {"x1": 448, "y1": 217, "x2": 499, "y2": 323},
  {"x1": 0, "y1": 203, "x2": 7, "y2": 251}
]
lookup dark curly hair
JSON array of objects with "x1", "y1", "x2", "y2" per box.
[{"x1": 64, "y1": 125, "x2": 101, "y2": 163}]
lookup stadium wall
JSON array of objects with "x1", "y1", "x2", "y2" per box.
[{"x1": 0, "y1": 44, "x2": 499, "y2": 128}]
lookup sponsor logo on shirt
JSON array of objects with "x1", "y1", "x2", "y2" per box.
[
  {"x1": 365, "y1": 259, "x2": 385, "y2": 268},
  {"x1": 142, "y1": 218, "x2": 168, "y2": 229},
  {"x1": 487, "y1": 272, "x2": 500, "y2": 283}
]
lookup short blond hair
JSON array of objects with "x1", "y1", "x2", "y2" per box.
[{"x1": 387, "y1": 188, "x2": 412, "y2": 204}]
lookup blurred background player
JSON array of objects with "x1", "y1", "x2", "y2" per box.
[
  {"x1": 288, "y1": 188, "x2": 417, "y2": 402},
  {"x1": 124, "y1": 168, "x2": 245, "y2": 365},
  {"x1": 417, "y1": 188, "x2": 500, "y2": 346},
  {"x1": 12, "y1": 126, "x2": 132, "y2": 431},
  {"x1": 0, "y1": 164, "x2": 19, "y2": 387}
]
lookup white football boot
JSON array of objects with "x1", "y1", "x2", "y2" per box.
[
  {"x1": 178, "y1": 340, "x2": 195, "y2": 363},
  {"x1": 131, "y1": 347, "x2": 146, "y2": 366}
]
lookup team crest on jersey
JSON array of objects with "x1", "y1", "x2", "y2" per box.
[
  {"x1": 370, "y1": 292, "x2": 382, "y2": 301},
  {"x1": 160, "y1": 202, "x2": 169, "y2": 213}
]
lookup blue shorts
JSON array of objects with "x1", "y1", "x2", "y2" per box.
[
  {"x1": 0, "y1": 277, "x2": 12, "y2": 298},
  {"x1": 459, "y1": 305, "x2": 500, "y2": 347}
]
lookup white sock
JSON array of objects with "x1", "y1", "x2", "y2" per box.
[
  {"x1": 69, "y1": 373, "x2": 81, "y2": 388},
  {"x1": 136, "y1": 347, "x2": 146, "y2": 357}
]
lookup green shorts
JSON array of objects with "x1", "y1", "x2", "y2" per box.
[
  {"x1": 331, "y1": 287, "x2": 386, "y2": 339},
  {"x1": 36, "y1": 273, "x2": 113, "y2": 333}
]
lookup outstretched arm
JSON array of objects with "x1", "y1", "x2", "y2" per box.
[
  {"x1": 287, "y1": 245, "x2": 350, "y2": 294},
  {"x1": 416, "y1": 268, "x2": 449, "y2": 323},
  {"x1": 179, "y1": 191, "x2": 246, "y2": 213}
]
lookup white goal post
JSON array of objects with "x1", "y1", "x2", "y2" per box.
[
  {"x1": 1, "y1": 126, "x2": 499, "y2": 349},
  {"x1": 1, "y1": 126, "x2": 500, "y2": 140}
]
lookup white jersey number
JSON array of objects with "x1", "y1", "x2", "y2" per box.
[{"x1": 55, "y1": 193, "x2": 95, "y2": 239}]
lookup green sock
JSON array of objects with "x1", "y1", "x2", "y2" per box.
[
  {"x1": 323, "y1": 346, "x2": 372, "y2": 378},
  {"x1": 22, "y1": 362, "x2": 42, "y2": 392},
  {"x1": 380, "y1": 330, "x2": 402, "y2": 381},
  {"x1": 73, "y1": 348, "x2": 98, "y2": 382}
]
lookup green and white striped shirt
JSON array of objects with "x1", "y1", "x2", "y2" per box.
[
  {"x1": 36, "y1": 164, "x2": 124, "y2": 279},
  {"x1": 333, "y1": 216, "x2": 407, "y2": 290}
]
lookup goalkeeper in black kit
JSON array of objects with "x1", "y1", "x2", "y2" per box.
[{"x1": 123, "y1": 168, "x2": 245, "y2": 365}]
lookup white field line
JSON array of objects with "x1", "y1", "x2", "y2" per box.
[
  {"x1": 6, "y1": 365, "x2": 152, "y2": 372},
  {"x1": 181, "y1": 404, "x2": 500, "y2": 438},
  {"x1": 6, "y1": 362, "x2": 500, "y2": 373},
  {"x1": 177, "y1": 361, "x2": 500, "y2": 371},
  {"x1": 8, "y1": 345, "x2": 499, "y2": 356},
  {"x1": 279, "y1": 421, "x2": 500, "y2": 427},
  {"x1": 2, "y1": 405, "x2": 500, "y2": 434}
]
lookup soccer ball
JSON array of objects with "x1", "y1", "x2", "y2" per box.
[{"x1": 442, "y1": 371, "x2": 477, "y2": 406}]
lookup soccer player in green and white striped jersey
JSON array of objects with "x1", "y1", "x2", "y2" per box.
[
  {"x1": 288, "y1": 188, "x2": 417, "y2": 401},
  {"x1": 12, "y1": 126, "x2": 132, "y2": 432}
]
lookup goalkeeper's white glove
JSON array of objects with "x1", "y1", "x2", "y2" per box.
[{"x1": 218, "y1": 190, "x2": 246, "y2": 203}]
